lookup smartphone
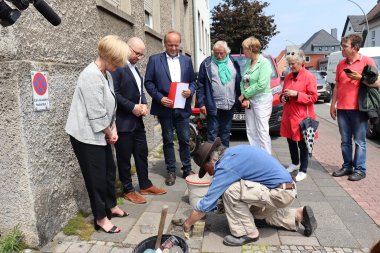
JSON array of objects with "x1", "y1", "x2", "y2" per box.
[{"x1": 344, "y1": 68, "x2": 353, "y2": 74}]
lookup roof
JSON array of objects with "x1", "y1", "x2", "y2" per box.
[
  {"x1": 275, "y1": 49, "x2": 286, "y2": 63},
  {"x1": 341, "y1": 15, "x2": 365, "y2": 37},
  {"x1": 300, "y1": 29, "x2": 341, "y2": 54},
  {"x1": 366, "y1": 2, "x2": 380, "y2": 23}
]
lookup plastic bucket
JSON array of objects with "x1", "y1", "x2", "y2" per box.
[
  {"x1": 185, "y1": 173, "x2": 212, "y2": 208},
  {"x1": 132, "y1": 234, "x2": 188, "y2": 253}
]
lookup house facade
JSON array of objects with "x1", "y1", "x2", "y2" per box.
[
  {"x1": 0, "y1": 0, "x2": 207, "y2": 247},
  {"x1": 364, "y1": 1, "x2": 380, "y2": 47},
  {"x1": 300, "y1": 29, "x2": 340, "y2": 70}
]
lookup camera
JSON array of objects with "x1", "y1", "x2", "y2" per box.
[{"x1": 0, "y1": 0, "x2": 61, "y2": 27}]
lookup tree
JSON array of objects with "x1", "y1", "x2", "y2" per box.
[{"x1": 210, "y1": 0, "x2": 279, "y2": 53}]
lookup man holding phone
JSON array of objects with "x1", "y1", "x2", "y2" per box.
[{"x1": 330, "y1": 34, "x2": 377, "y2": 181}]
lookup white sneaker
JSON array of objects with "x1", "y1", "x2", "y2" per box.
[
  {"x1": 295, "y1": 172, "x2": 307, "y2": 182},
  {"x1": 287, "y1": 164, "x2": 300, "y2": 173}
]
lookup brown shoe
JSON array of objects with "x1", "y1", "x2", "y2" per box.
[
  {"x1": 124, "y1": 192, "x2": 147, "y2": 204},
  {"x1": 140, "y1": 186, "x2": 167, "y2": 195}
]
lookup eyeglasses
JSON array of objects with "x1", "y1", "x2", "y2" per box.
[{"x1": 130, "y1": 47, "x2": 145, "y2": 59}]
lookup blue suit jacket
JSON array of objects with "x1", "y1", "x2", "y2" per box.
[
  {"x1": 111, "y1": 65, "x2": 147, "y2": 132},
  {"x1": 144, "y1": 52, "x2": 196, "y2": 118}
]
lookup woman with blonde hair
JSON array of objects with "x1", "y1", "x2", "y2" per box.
[
  {"x1": 240, "y1": 36, "x2": 273, "y2": 154},
  {"x1": 65, "y1": 35, "x2": 130, "y2": 233}
]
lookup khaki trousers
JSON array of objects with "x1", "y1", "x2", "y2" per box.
[{"x1": 222, "y1": 180, "x2": 297, "y2": 237}]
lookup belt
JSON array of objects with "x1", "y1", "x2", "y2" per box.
[{"x1": 276, "y1": 182, "x2": 295, "y2": 190}]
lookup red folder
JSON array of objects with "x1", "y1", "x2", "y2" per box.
[{"x1": 167, "y1": 82, "x2": 189, "y2": 108}]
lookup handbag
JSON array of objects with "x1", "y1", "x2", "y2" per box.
[{"x1": 300, "y1": 106, "x2": 319, "y2": 157}]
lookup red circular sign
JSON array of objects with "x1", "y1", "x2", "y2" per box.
[{"x1": 33, "y1": 72, "x2": 48, "y2": 96}]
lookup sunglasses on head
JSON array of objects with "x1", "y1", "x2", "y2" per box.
[{"x1": 286, "y1": 52, "x2": 296, "y2": 55}]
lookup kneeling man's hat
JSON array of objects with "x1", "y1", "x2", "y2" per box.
[{"x1": 193, "y1": 137, "x2": 221, "y2": 178}]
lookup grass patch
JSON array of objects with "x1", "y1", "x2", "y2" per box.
[
  {"x1": 63, "y1": 211, "x2": 94, "y2": 241},
  {"x1": 0, "y1": 225, "x2": 27, "y2": 253}
]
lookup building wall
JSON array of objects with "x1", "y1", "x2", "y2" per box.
[
  {"x1": 193, "y1": 0, "x2": 211, "y2": 71},
  {"x1": 304, "y1": 54, "x2": 326, "y2": 70},
  {"x1": 365, "y1": 19, "x2": 380, "y2": 47},
  {"x1": 0, "y1": 0, "x2": 194, "y2": 247}
]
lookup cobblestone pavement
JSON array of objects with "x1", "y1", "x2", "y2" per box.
[{"x1": 37, "y1": 104, "x2": 380, "y2": 253}]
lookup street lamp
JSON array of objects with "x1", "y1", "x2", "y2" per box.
[{"x1": 346, "y1": 0, "x2": 370, "y2": 47}]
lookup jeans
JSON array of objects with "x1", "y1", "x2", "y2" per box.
[
  {"x1": 287, "y1": 138, "x2": 309, "y2": 173},
  {"x1": 206, "y1": 108, "x2": 234, "y2": 147},
  {"x1": 337, "y1": 109, "x2": 368, "y2": 174},
  {"x1": 158, "y1": 112, "x2": 191, "y2": 173}
]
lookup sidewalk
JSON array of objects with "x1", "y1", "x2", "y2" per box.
[{"x1": 40, "y1": 120, "x2": 380, "y2": 253}]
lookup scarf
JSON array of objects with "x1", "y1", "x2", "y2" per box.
[{"x1": 212, "y1": 54, "x2": 232, "y2": 85}]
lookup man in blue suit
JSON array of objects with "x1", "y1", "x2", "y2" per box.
[
  {"x1": 144, "y1": 31, "x2": 196, "y2": 186},
  {"x1": 112, "y1": 37, "x2": 167, "y2": 204}
]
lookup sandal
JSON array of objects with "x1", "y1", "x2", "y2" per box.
[{"x1": 112, "y1": 211, "x2": 129, "y2": 218}]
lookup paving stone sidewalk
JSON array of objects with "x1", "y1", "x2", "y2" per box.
[{"x1": 39, "y1": 129, "x2": 380, "y2": 253}]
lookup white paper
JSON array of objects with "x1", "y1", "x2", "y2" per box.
[{"x1": 173, "y1": 82, "x2": 189, "y2": 109}]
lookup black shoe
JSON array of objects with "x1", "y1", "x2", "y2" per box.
[
  {"x1": 223, "y1": 234, "x2": 259, "y2": 246},
  {"x1": 332, "y1": 168, "x2": 353, "y2": 177},
  {"x1": 182, "y1": 170, "x2": 195, "y2": 179},
  {"x1": 165, "y1": 172, "x2": 176, "y2": 186},
  {"x1": 301, "y1": 206, "x2": 317, "y2": 237},
  {"x1": 348, "y1": 171, "x2": 366, "y2": 181}
]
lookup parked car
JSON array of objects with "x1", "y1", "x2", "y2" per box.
[
  {"x1": 231, "y1": 54, "x2": 283, "y2": 135},
  {"x1": 309, "y1": 70, "x2": 331, "y2": 103}
]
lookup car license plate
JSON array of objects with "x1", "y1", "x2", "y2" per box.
[{"x1": 233, "y1": 113, "x2": 245, "y2": 121}]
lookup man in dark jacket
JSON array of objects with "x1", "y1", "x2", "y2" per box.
[
  {"x1": 112, "y1": 37, "x2": 166, "y2": 204},
  {"x1": 144, "y1": 31, "x2": 196, "y2": 186},
  {"x1": 196, "y1": 41, "x2": 241, "y2": 147}
]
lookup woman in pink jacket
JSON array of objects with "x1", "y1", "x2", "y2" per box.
[{"x1": 280, "y1": 50, "x2": 318, "y2": 182}]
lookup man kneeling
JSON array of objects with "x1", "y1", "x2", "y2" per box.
[{"x1": 183, "y1": 138, "x2": 317, "y2": 246}]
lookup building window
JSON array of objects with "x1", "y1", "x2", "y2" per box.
[
  {"x1": 305, "y1": 56, "x2": 310, "y2": 62},
  {"x1": 144, "y1": 0, "x2": 153, "y2": 28},
  {"x1": 372, "y1": 30, "x2": 375, "y2": 39},
  {"x1": 145, "y1": 11, "x2": 152, "y2": 28},
  {"x1": 101, "y1": 0, "x2": 132, "y2": 16},
  {"x1": 331, "y1": 46, "x2": 335, "y2": 50},
  {"x1": 198, "y1": 12, "x2": 202, "y2": 51},
  {"x1": 372, "y1": 40, "x2": 375, "y2": 47},
  {"x1": 319, "y1": 47, "x2": 322, "y2": 51},
  {"x1": 325, "y1": 47, "x2": 328, "y2": 51}
]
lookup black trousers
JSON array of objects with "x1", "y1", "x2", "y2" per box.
[
  {"x1": 115, "y1": 123, "x2": 152, "y2": 193},
  {"x1": 70, "y1": 136, "x2": 116, "y2": 220},
  {"x1": 287, "y1": 138, "x2": 309, "y2": 173}
]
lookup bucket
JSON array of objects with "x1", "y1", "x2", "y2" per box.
[
  {"x1": 185, "y1": 173, "x2": 212, "y2": 208},
  {"x1": 132, "y1": 234, "x2": 188, "y2": 253}
]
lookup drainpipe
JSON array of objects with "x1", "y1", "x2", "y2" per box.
[{"x1": 192, "y1": 0, "x2": 199, "y2": 70}]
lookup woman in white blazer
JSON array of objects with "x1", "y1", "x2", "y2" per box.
[{"x1": 65, "y1": 35, "x2": 130, "y2": 233}]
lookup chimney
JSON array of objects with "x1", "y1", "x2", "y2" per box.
[{"x1": 331, "y1": 28, "x2": 337, "y2": 39}]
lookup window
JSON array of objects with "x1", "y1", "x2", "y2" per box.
[
  {"x1": 305, "y1": 56, "x2": 310, "y2": 62},
  {"x1": 372, "y1": 41, "x2": 375, "y2": 47},
  {"x1": 99, "y1": 0, "x2": 132, "y2": 16},
  {"x1": 372, "y1": 30, "x2": 376, "y2": 39},
  {"x1": 331, "y1": 46, "x2": 335, "y2": 51},
  {"x1": 319, "y1": 47, "x2": 322, "y2": 51},
  {"x1": 144, "y1": 10, "x2": 152, "y2": 28},
  {"x1": 198, "y1": 12, "x2": 202, "y2": 51},
  {"x1": 325, "y1": 47, "x2": 328, "y2": 51}
]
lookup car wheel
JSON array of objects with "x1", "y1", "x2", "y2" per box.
[
  {"x1": 366, "y1": 120, "x2": 380, "y2": 139},
  {"x1": 189, "y1": 123, "x2": 199, "y2": 155},
  {"x1": 324, "y1": 93, "x2": 331, "y2": 103}
]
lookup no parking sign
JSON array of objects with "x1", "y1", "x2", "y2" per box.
[{"x1": 31, "y1": 71, "x2": 50, "y2": 111}]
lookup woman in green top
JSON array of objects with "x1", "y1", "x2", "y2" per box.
[{"x1": 239, "y1": 36, "x2": 273, "y2": 154}]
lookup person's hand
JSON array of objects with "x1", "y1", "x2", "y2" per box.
[
  {"x1": 161, "y1": 97, "x2": 173, "y2": 108},
  {"x1": 200, "y1": 106, "x2": 207, "y2": 115},
  {"x1": 106, "y1": 127, "x2": 118, "y2": 144},
  {"x1": 345, "y1": 70, "x2": 362, "y2": 80},
  {"x1": 330, "y1": 104, "x2": 336, "y2": 120},
  {"x1": 182, "y1": 89, "x2": 191, "y2": 98},
  {"x1": 141, "y1": 104, "x2": 148, "y2": 116},
  {"x1": 132, "y1": 104, "x2": 142, "y2": 117},
  {"x1": 283, "y1": 89, "x2": 298, "y2": 97},
  {"x1": 238, "y1": 94, "x2": 245, "y2": 103},
  {"x1": 241, "y1": 100, "x2": 250, "y2": 108}
]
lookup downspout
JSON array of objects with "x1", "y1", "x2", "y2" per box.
[{"x1": 192, "y1": 0, "x2": 199, "y2": 70}]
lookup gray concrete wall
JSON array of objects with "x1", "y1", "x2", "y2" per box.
[{"x1": 0, "y1": 0, "x2": 194, "y2": 248}]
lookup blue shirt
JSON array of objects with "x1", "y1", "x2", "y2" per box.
[{"x1": 196, "y1": 145, "x2": 292, "y2": 213}]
